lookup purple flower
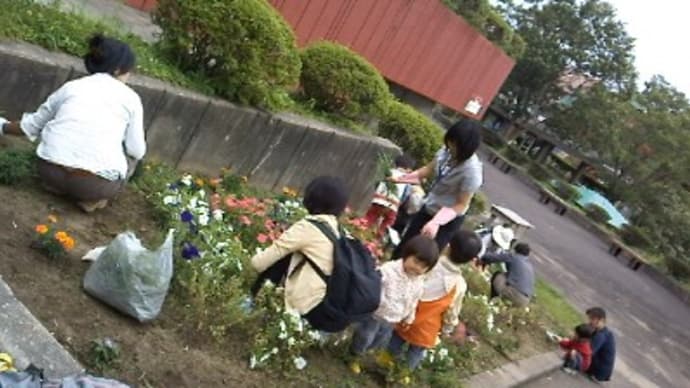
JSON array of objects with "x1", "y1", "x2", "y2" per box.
[
  {"x1": 168, "y1": 183, "x2": 180, "y2": 191},
  {"x1": 181, "y1": 242, "x2": 200, "y2": 260},
  {"x1": 180, "y1": 210, "x2": 194, "y2": 223}
]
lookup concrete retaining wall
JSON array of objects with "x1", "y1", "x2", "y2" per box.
[{"x1": 0, "y1": 41, "x2": 399, "y2": 210}]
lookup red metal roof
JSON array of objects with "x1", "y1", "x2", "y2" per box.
[
  {"x1": 125, "y1": 0, "x2": 515, "y2": 118},
  {"x1": 269, "y1": 0, "x2": 515, "y2": 118}
]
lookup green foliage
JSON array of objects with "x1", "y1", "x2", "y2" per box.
[
  {"x1": 502, "y1": 146, "x2": 530, "y2": 165},
  {"x1": 500, "y1": 0, "x2": 637, "y2": 119},
  {"x1": 528, "y1": 162, "x2": 554, "y2": 182},
  {"x1": 620, "y1": 225, "x2": 654, "y2": 249},
  {"x1": 89, "y1": 338, "x2": 120, "y2": 373},
  {"x1": 468, "y1": 191, "x2": 490, "y2": 216},
  {"x1": 0, "y1": 148, "x2": 36, "y2": 185},
  {"x1": 442, "y1": 0, "x2": 525, "y2": 58},
  {"x1": 0, "y1": 0, "x2": 211, "y2": 93},
  {"x1": 378, "y1": 101, "x2": 443, "y2": 164},
  {"x1": 584, "y1": 203, "x2": 611, "y2": 224},
  {"x1": 481, "y1": 129, "x2": 507, "y2": 149},
  {"x1": 533, "y1": 279, "x2": 582, "y2": 333},
  {"x1": 154, "y1": 0, "x2": 301, "y2": 108},
  {"x1": 299, "y1": 42, "x2": 392, "y2": 120},
  {"x1": 551, "y1": 181, "x2": 580, "y2": 203}
]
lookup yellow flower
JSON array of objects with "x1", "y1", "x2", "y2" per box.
[
  {"x1": 47, "y1": 214, "x2": 58, "y2": 223},
  {"x1": 241, "y1": 176, "x2": 248, "y2": 183},
  {"x1": 282, "y1": 187, "x2": 298, "y2": 197},
  {"x1": 35, "y1": 224, "x2": 49, "y2": 234},
  {"x1": 195, "y1": 178, "x2": 205, "y2": 187}
]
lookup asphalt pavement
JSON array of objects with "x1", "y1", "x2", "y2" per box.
[{"x1": 481, "y1": 157, "x2": 690, "y2": 388}]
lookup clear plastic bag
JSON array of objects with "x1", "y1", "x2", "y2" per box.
[{"x1": 83, "y1": 230, "x2": 174, "y2": 322}]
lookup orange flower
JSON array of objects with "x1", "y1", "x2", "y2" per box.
[
  {"x1": 195, "y1": 178, "x2": 205, "y2": 187},
  {"x1": 47, "y1": 214, "x2": 58, "y2": 223},
  {"x1": 54, "y1": 231, "x2": 69, "y2": 242},
  {"x1": 60, "y1": 237, "x2": 75, "y2": 251},
  {"x1": 35, "y1": 224, "x2": 49, "y2": 234},
  {"x1": 282, "y1": 187, "x2": 298, "y2": 197}
]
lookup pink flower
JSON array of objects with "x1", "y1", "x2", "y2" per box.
[
  {"x1": 257, "y1": 233, "x2": 269, "y2": 244},
  {"x1": 264, "y1": 219, "x2": 275, "y2": 231},
  {"x1": 225, "y1": 196, "x2": 239, "y2": 209},
  {"x1": 239, "y1": 215, "x2": 252, "y2": 225}
]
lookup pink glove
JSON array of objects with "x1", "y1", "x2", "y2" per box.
[
  {"x1": 394, "y1": 171, "x2": 421, "y2": 184},
  {"x1": 421, "y1": 207, "x2": 457, "y2": 238}
]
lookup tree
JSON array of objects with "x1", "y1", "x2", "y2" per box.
[
  {"x1": 498, "y1": 0, "x2": 637, "y2": 120},
  {"x1": 442, "y1": 0, "x2": 525, "y2": 58}
]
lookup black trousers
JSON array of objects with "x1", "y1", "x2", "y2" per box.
[{"x1": 391, "y1": 206, "x2": 465, "y2": 259}]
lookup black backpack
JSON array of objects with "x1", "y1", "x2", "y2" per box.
[{"x1": 294, "y1": 220, "x2": 382, "y2": 332}]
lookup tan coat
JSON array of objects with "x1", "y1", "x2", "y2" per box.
[{"x1": 251, "y1": 215, "x2": 339, "y2": 314}]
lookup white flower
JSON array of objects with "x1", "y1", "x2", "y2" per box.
[
  {"x1": 293, "y1": 356, "x2": 307, "y2": 370},
  {"x1": 287, "y1": 337, "x2": 296, "y2": 347},
  {"x1": 198, "y1": 213, "x2": 210, "y2": 226},
  {"x1": 189, "y1": 197, "x2": 198, "y2": 209},
  {"x1": 496, "y1": 328, "x2": 503, "y2": 334},
  {"x1": 212, "y1": 209, "x2": 224, "y2": 221},
  {"x1": 163, "y1": 195, "x2": 179, "y2": 205},
  {"x1": 181, "y1": 174, "x2": 193, "y2": 186},
  {"x1": 259, "y1": 352, "x2": 272, "y2": 363},
  {"x1": 278, "y1": 332, "x2": 288, "y2": 340},
  {"x1": 438, "y1": 348, "x2": 448, "y2": 358},
  {"x1": 249, "y1": 355, "x2": 257, "y2": 369},
  {"x1": 279, "y1": 320, "x2": 287, "y2": 333},
  {"x1": 524, "y1": 307, "x2": 530, "y2": 313},
  {"x1": 271, "y1": 347, "x2": 279, "y2": 355},
  {"x1": 198, "y1": 189, "x2": 206, "y2": 198},
  {"x1": 307, "y1": 331, "x2": 322, "y2": 342}
]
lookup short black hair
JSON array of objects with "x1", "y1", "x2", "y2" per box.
[
  {"x1": 448, "y1": 230, "x2": 482, "y2": 264},
  {"x1": 84, "y1": 34, "x2": 136, "y2": 75},
  {"x1": 394, "y1": 154, "x2": 416, "y2": 170},
  {"x1": 514, "y1": 242, "x2": 530, "y2": 256},
  {"x1": 302, "y1": 176, "x2": 350, "y2": 216},
  {"x1": 444, "y1": 119, "x2": 483, "y2": 163},
  {"x1": 586, "y1": 307, "x2": 607, "y2": 320},
  {"x1": 575, "y1": 324, "x2": 595, "y2": 339},
  {"x1": 400, "y1": 235, "x2": 440, "y2": 271}
]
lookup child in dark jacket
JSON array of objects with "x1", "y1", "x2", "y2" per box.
[{"x1": 559, "y1": 324, "x2": 594, "y2": 374}]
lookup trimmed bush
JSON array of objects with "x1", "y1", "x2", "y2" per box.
[
  {"x1": 300, "y1": 41, "x2": 392, "y2": 119},
  {"x1": 551, "y1": 181, "x2": 581, "y2": 203},
  {"x1": 528, "y1": 163, "x2": 554, "y2": 182},
  {"x1": 585, "y1": 203, "x2": 611, "y2": 224},
  {"x1": 503, "y1": 146, "x2": 530, "y2": 165},
  {"x1": 154, "y1": 0, "x2": 301, "y2": 108},
  {"x1": 620, "y1": 225, "x2": 654, "y2": 249},
  {"x1": 665, "y1": 255, "x2": 690, "y2": 280},
  {"x1": 378, "y1": 101, "x2": 443, "y2": 164}
]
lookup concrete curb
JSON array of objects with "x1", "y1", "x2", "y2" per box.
[
  {"x1": 466, "y1": 351, "x2": 562, "y2": 388},
  {"x1": 0, "y1": 276, "x2": 83, "y2": 378}
]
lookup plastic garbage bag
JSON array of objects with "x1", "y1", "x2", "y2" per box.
[{"x1": 83, "y1": 230, "x2": 174, "y2": 322}]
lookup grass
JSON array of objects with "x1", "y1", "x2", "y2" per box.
[{"x1": 534, "y1": 278, "x2": 583, "y2": 334}]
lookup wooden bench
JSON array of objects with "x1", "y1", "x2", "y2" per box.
[
  {"x1": 608, "y1": 238, "x2": 647, "y2": 271},
  {"x1": 537, "y1": 187, "x2": 569, "y2": 216}
]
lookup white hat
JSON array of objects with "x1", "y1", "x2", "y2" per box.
[{"x1": 492, "y1": 225, "x2": 515, "y2": 250}]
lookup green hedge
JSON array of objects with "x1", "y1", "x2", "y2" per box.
[
  {"x1": 300, "y1": 42, "x2": 391, "y2": 120},
  {"x1": 585, "y1": 203, "x2": 611, "y2": 224},
  {"x1": 154, "y1": 0, "x2": 301, "y2": 108},
  {"x1": 378, "y1": 101, "x2": 443, "y2": 164},
  {"x1": 503, "y1": 146, "x2": 530, "y2": 165},
  {"x1": 551, "y1": 180, "x2": 581, "y2": 203},
  {"x1": 620, "y1": 225, "x2": 654, "y2": 249},
  {"x1": 528, "y1": 163, "x2": 554, "y2": 182}
]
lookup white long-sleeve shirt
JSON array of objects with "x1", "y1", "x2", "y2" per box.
[
  {"x1": 20, "y1": 73, "x2": 146, "y2": 180},
  {"x1": 374, "y1": 260, "x2": 425, "y2": 325}
]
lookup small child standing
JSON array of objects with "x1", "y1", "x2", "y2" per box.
[
  {"x1": 385, "y1": 230, "x2": 482, "y2": 370},
  {"x1": 366, "y1": 154, "x2": 417, "y2": 238},
  {"x1": 349, "y1": 235, "x2": 439, "y2": 374},
  {"x1": 559, "y1": 324, "x2": 594, "y2": 374}
]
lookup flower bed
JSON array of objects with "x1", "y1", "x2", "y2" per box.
[{"x1": 137, "y1": 164, "x2": 580, "y2": 384}]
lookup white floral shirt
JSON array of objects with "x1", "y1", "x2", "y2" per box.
[{"x1": 374, "y1": 260, "x2": 425, "y2": 324}]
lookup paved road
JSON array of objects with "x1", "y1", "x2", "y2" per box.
[{"x1": 480, "y1": 157, "x2": 690, "y2": 388}]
